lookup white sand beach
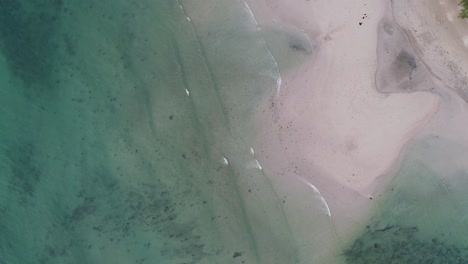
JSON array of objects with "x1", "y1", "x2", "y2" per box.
[{"x1": 245, "y1": 0, "x2": 452, "y2": 262}]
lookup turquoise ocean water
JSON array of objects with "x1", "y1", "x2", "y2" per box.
[
  {"x1": 0, "y1": 0, "x2": 306, "y2": 263},
  {"x1": 343, "y1": 135, "x2": 468, "y2": 263}
]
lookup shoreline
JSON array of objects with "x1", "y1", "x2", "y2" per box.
[{"x1": 248, "y1": 0, "x2": 441, "y2": 261}]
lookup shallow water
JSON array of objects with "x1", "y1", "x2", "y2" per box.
[
  {"x1": 0, "y1": 0, "x2": 307, "y2": 263},
  {"x1": 343, "y1": 133, "x2": 468, "y2": 263}
]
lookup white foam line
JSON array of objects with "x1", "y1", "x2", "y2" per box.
[
  {"x1": 242, "y1": 0, "x2": 282, "y2": 96},
  {"x1": 221, "y1": 156, "x2": 229, "y2": 165},
  {"x1": 298, "y1": 177, "x2": 332, "y2": 218},
  {"x1": 254, "y1": 159, "x2": 263, "y2": 170},
  {"x1": 273, "y1": 19, "x2": 288, "y2": 41},
  {"x1": 434, "y1": 175, "x2": 451, "y2": 195},
  {"x1": 246, "y1": 159, "x2": 263, "y2": 170},
  {"x1": 250, "y1": 147, "x2": 255, "y2": 156},
  {"x1": 301, "y1": 30, "x2": 314, "y2": 52}
]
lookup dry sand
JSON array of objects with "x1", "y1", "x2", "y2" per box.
[{"x1": 244, "y1": 0, "x2": 448, "y2": 262}]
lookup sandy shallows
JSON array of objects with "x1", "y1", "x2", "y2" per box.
[{"x1": 246, "y1": 0, "x2": 439, "y2": 262}]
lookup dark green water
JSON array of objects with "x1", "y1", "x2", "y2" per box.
[{"x1": 0, "y1": 0, "x2": 305, "y2": 263}]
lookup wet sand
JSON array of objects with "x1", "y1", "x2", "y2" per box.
[{"x1": 247, "y1": 0, "x2": 444, "y2": 262}]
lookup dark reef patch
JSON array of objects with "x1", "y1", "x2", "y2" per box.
[
  {"x1": 344, "y1": 223, "x2": 468, "y2": 264},
  {"x1": 49, "y1": 181, "x2": 208, "y2": 263},
  {"x1": 0, "y1": 0, "x2": 62, "y2": 89},
  {"x1": 5, "y1": 142, "x2": 41, "y2": 199}
]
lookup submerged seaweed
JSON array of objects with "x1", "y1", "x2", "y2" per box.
[{"x1": 344, "y1": 224, "x2": 468, "y2": 264}]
